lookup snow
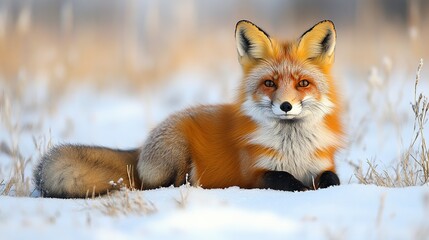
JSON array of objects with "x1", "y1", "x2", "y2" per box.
[{"x1": 1, "y1": 185, "x2": 429, "y2": 239}]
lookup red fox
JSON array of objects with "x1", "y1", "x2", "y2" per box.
[{"x1": 34, "y1": 20, "x2": 344, "y2": 198}]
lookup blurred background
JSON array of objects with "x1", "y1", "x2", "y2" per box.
[
  {"x1": 1, "y1": 0, "x2": 429, "y2": 191},
  {"x1": 1, "y1": 0, "x2": 428, "y2": 89}
]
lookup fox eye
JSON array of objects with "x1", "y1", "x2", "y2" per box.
[
  {"x1": 298, "y1": 79, "x2": 310, "y2": 87},
  {"x1": 264, "y1": 80, "x2": 276, "y2": 88}
]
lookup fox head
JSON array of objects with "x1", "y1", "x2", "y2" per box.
[{"x1": 235, "y1": 20, "x2": 337, "y2": 123}]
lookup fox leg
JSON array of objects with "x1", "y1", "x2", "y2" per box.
[
  {"x1": 261, "y1": 170, "x2": 309, "y2": 192},
  {"x1": 316, "y1": 171, "x2": 340, "y2": 189},
  {"x1": 137, "y1": 120, "x2": 191, "y2": 190}
]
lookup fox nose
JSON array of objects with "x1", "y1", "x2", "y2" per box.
[{"x1": 280, "y1": 101, "x2": 293, "y2": 113}]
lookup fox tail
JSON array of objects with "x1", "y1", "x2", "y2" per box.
[{"x1": 33, "y1": 144, "x2": 141, "y2": 198}]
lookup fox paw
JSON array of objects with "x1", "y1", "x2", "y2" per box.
[
  {"x1": 263, "y1": 171, "x2": 309, "y2": 192},
  {"x1": 317, "y1": 171, "x2": 340, "y2": 189}
]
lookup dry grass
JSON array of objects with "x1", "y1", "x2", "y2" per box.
[
  {"x1": 87, "y1": 188, "x2": 157, "y2": 217},
  {"x1": 356, "y1": 59, "x2": 429, "y2": 187},
  {"x1": 174, "y1": 174, "x2": 192, "y2": 209},
  {"x1": 82, "y1": 165, "x2": 156, "y2": 217},
  {"x1": 0, "y1": 93, "x2": 32, "y2": 196},
  {"x1": 86, "y1": 171, "x2": 195, "y2": 216},
  {"x1": 0, "y1": 82, "x2": 52, "y2": 196}
]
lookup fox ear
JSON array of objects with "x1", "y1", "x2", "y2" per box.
[
  {"x1": 235, "y1": 20, "x2": 272, "y2": 63},
  {"x1": 297, "y1": 20, "x2": 336, "y2": 64}
]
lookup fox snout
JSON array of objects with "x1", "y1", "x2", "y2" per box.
[
  {"x1": 271, "y1": 100, "x2": 303, "y2": 119},
  {"x1": 280, "y1": 102, "x2": 292, "y2": 113}
]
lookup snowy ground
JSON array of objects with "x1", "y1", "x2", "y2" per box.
[
  {"x1": 1, "y1": 185, "x2": 429, "y2": 239},
  {"x1": 1, "y1": 61, "x2": 428, "y2": 239}
]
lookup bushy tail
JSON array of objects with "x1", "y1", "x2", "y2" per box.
[{"x1": 33, "y1": 145, "x2": 141, "y2": 198}]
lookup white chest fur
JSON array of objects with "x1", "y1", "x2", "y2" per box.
[{"x1": 249, "y1": 120, "x2": 339, "y2": 186}]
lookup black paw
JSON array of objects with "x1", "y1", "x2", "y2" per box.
[
  {"x1": 317, "y1": 171, "x2": 340, "y2": 189},
  {"x1": 262, "y1": 171, "x2": 309, "y2": 192}
]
